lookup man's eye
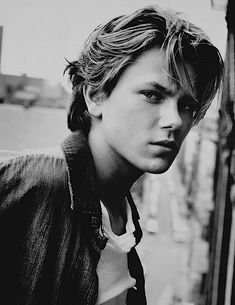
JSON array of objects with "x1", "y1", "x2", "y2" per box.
[
  {"x1": 141, "y1": 91, "x2": 164, "y2": 103},
  {"x1": 179, "y1": 99, "x2": 197, "y2": 114}
]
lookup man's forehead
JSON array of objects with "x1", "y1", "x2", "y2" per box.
[{"x1": 115, "y1": 45, "x2": 198, "y2": 95}]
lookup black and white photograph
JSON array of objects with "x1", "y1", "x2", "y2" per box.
[{"x1": 0, "y1": 1, "x2": 233, "y2": 304}]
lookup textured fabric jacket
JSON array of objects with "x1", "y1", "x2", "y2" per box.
[{"x1": 0, "y1": 131, "x2": 146, "y2": 305}]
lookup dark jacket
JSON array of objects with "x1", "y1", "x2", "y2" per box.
[{"x1": 0, "y1": 131, "x2": 146, "y2": 305}]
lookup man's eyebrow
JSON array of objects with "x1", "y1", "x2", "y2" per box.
[{"x1": 144, "y1": 81, "x2": 174, "y2": 96}]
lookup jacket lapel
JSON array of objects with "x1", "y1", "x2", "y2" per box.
[{"x1": 61, "y1": 131, "x2": 101, "y2": 217}]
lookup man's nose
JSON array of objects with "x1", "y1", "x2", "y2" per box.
[{"x1": 158, "y1": 98, "x2": 182, "y2": 130}]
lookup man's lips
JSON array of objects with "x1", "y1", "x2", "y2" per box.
[{"x1": 150, "y1": 140, "x2": 180, "y2": 152}]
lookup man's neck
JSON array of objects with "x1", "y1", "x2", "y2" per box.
[{"x1": 88, "y1": 128, "x2": 143, "y2": 214}]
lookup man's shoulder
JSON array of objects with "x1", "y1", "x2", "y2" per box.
[
  {"x1": 0, "y1": 147, "x2": 69, "y2": 212},
  {"x1": 0, "y1": 147, "x2": 67, "y2": 188},
  {"x1": 0, "y1": 146, "x2": 64, "y2": 162}
]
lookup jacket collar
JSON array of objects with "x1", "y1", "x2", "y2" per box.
[
  {"x1": 61, "y1": 130, "x2": 102, "y2": 218},
  {"x1": 61, "y1": 130, "x2": 141, "y2": 232}
]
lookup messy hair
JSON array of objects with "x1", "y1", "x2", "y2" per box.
[{"x1": 65, "y1": 5, "x2": 224, "y2": 132}]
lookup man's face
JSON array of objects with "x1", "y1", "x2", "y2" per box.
[{"x1": 95, "y1": 46, "x2": 197, "y2": 174}]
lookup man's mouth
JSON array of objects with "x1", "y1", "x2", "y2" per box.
[{"x1": 150, "y1": 140, "x2": 180, "y2": 152}]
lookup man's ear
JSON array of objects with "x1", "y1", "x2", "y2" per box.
[{"x1": 83, "y1": 85, "x2": 103, "y2": 118}]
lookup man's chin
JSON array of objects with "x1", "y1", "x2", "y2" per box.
[
  {"x1": 144, "y1": 158, "x2": 176, "y2": 174},
  {"x1": 146, "y1": 166, "x2": 170, "y2": 174}
]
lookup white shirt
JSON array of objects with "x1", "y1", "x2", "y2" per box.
[{"x1": 96, "y1": 199, "x2": 136, "y2": 305}]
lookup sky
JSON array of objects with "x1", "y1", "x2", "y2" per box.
[{"x1": 0, "y1": 0, "x2": 227, "y2": 88}]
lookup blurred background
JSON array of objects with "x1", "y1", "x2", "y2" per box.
[{"x1": 0, "y1": 0, "x2": 234, "y2": 304}]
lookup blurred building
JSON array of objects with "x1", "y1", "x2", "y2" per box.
[
  {"x1": 0, "y1": 72, "x2": 70, "y2": 109},
  {"x1": 0, "y1": 26, "x2": 70, "y2": 109},
  {"x1": 206, "y1": 1, "x2": 235, "y2": 304},
  {"x1": 179, "y1": 1, "x2": 235, "y2": 304}
]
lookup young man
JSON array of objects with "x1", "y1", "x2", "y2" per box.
[{"x1": 0, "y1": 5, "x2": 223, "y2": 305}]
